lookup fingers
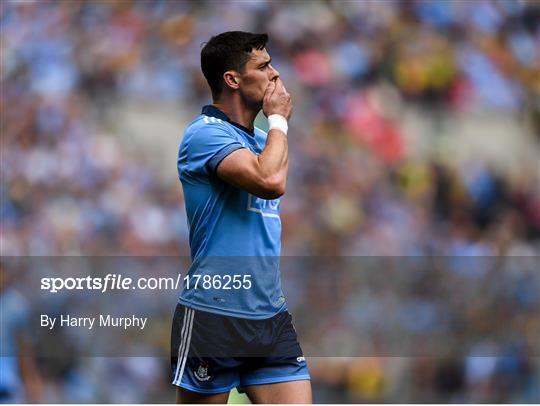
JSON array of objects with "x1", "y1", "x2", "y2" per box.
[
  {"x1": 275, "y1": 78, "x2": 285, "y2": 93},
  {"x1": 274, "y1": 78, "x2": 290, "y2": 100},
  {"x1": 262, "y1": 78, "x2": 292, "y2": 119},
  {"x1": 277, "y1": 79, "x2": 291, "y2": 102},
  {"x1": 263, "y1": 80, "x2": 276, "y2": 104}
]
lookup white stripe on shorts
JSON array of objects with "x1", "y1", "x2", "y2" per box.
[
  {"x1": 173, "y1": 307, "x2": 188, "y2": 383},
  {"x1": 175, "y1": 309, "x2": 195, "y2": 385},
  {"x1": 173, "y1": 308, "x2": 195, "y2": 385}
]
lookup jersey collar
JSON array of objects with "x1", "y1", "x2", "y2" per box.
[{"x1": 202, "y1": 105, "x2": 255, "y2": 137}]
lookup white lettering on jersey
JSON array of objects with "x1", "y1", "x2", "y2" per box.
[{"x1": 246, "y1": 194, "x2": 280, "y2": 219}]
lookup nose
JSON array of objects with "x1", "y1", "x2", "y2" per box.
[{"x1": 269, "y1": 64, "x2": 279, "y2": 81}]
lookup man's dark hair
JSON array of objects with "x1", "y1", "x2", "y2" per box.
[{"x1": 201, "y1": 31, "x2": 268, "y2": 100}]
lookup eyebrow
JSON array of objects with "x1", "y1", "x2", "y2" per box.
[{"x1": 257, "y1": 58, "x2": 271, "y2": 68}]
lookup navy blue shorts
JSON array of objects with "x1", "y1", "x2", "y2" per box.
[{"x1": 170, "y1": 303, "x2": 310, "y2": 394}]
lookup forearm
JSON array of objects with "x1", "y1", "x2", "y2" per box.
[
  {"x1": 257, "y1": 129, "x2": 288, "y2": 186},
  {"x1": 215, "y1": 130, "x2": 288, "y2": 199}
]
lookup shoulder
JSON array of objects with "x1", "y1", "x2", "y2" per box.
[
  {"x1": 184, "y1": 115, "x2": 235, "y2": 144},
  {"x1": 186, "y1": 115, "x2": 230, "y2": 134}
]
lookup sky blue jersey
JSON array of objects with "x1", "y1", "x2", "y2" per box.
[{"x1": 177, "y1": 105, "x2": 286, "y2": 319}]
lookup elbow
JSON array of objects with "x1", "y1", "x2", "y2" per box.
[{"x1": 260, "y1": 175, "x2": 286, "y2": 199}]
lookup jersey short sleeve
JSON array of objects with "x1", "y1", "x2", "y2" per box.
[{"x1": 185, "y1": 123, "x2": 245, "y2": 175}]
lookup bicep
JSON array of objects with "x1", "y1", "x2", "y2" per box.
[{"x1": 216, "y1": 149, "x2": 275, "y2": 199}]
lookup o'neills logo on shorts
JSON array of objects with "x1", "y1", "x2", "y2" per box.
[{"x1": 194, "y1": 363, "x2": 212, "y2": 381}]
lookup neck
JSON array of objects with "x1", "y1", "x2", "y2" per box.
[{"x1": 213, "y1": 96, "x2": 259, "y2": 130}]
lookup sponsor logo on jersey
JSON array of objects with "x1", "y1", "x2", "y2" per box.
[{"x1": 247, "y1": 194, "x2": 280, "y2": 218}]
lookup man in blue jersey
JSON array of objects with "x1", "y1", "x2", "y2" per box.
[{"x1": 171, "y1": 31, "x2": 311, "y2": 403}]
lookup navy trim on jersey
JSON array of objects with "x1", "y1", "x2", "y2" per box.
[
  {"x1": 207, "y1": 143, "x2": 244, "y2": 173},
  {"x1": 202, "y1": 105, "x2": 255, "y2": 136}
]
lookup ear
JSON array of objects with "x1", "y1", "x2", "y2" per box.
[{"x1": 223, "y1": 71, "x2": 240, "y2": 91}]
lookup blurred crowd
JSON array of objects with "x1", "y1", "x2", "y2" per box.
[{"x1": 1, "y1": 0, "x2": 539, "y2": 403}]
